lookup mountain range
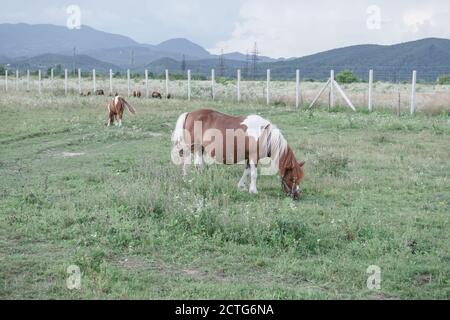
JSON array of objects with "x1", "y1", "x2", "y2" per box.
[{"x1": 1, "y1": 23, "x2": 450, "y2": 81}]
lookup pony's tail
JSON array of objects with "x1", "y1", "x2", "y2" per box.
[
  {"x1": 171, "y1": 112, "x2": 188, "y2": 146},
  {"x1": 120, "y1": 97, "x2": 136, "y2": 115},
  {"x1": 171, "y1": 112, "x2": 189, "y2": 165}
]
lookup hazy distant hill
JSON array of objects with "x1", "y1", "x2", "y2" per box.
[
  {"x1": 0, "y1": 23, "x2": 250, "y2": 67},
  {"x1": 156, "y1": 38, "x2": 211, "y2": 59},
  {"x1": 259, "y1": 38, "x2": 450, "y2": 81},
  {"x1": 8, "y1": 53, "x2": 119, "y2": 73},
  {"x1": 142, "y1": 57, "x2": 245, "y2": 76},
  {"x1": 0, "y1": 23, "x2": 140, "y2": 57},
  {"x1": 1, "y1": 23, "x2": 450, "y2": 81},
  {"x1": 222, "y1": 51, "x2": 277, "y2": 63},
  {"x1": 84, "y1": 45, "x2": 211, "y2": 69}
]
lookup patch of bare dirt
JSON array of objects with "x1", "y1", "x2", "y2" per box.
[
  {"x1": 61, "y1": 152, "x2": 85, "y2": 158},
  {"x1": 415, "y1": 273, "x2": 432, "y2": 285}
]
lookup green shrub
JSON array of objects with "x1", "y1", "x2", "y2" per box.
[
  {"x1": 336, "y1": 70, "x2": 358, "y2": 83},
  {"x1": 437, "y1": 75, "x2": 450, "y2": 85}
]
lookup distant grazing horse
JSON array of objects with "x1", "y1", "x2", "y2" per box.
[
  {"x1": 80, "y1": 91, "x2": 91, "y2": 96},
  {"x1": 96, "y1": 89, "x2": 105, "y2": 96},
  {"x1": 107, "y1": 96, "x2": 136, "y2": 127},
  {"x1": 133, "y1": 90, "x2": 141, "y2": 98},
  {"x1": 172, "y1": 109, "x2": 305, "y2": 199},
  {"x1": 151, "y1": 91, "x2": 162, "y2": 99}
]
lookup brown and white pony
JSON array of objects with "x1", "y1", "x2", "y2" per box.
[
  {"x1": 172, "y1": 109, "x2": 305, "y2": 200},
  {"x1": 107, "y1": 96, "x2": 136, "y2": 127},
  {"x1": 133, "y1": 90, "x2": 141, "y2": 98}
]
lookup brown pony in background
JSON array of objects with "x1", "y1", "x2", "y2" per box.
[
  {"x1": 107, "y1": 96, "x2": 136, "y2": 127},
  {"x1": 151, "y1": 91, "x2": 162, "y2": 99}
]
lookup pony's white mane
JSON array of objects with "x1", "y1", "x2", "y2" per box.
[{"x1": 264, "y1": 124, "x2": 288, "y2": 171}]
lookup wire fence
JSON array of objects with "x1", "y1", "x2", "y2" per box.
[{"x1": 1, "y1": 67, "x2": 450, "y2": 115}]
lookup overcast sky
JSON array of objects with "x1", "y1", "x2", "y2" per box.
[{"x1": 1, "y1": 0, "x2": 449, "y2": 58}]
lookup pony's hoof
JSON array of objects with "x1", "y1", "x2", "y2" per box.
[
  {"x1": 238, "y1": 184, "x2": 247, "y2": 192},
  {"x1": 249, "y1": 188, "x2": 258, "y2": 194}
]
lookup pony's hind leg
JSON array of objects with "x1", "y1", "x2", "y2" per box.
[
  {"x1": 182, "y1": 155, "x2": 191, "y2": 176},
  {"x1": 181, "y1": 147, "x2": 192, "y2": 176},
  {"x1": 108, "y1": 113, "x2": 114, "y2": 126},
  {"x1": 238, "y1": 163, "x2": 250, "y2": 191}
]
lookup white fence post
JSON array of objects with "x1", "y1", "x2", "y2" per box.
[
  {"x1": 64, "y1": 69, "x2": 68, "y2": 95},
  {"x1": 127, "y1": 69, "x2": 130, "y2": 97},
  {"x1": 50, "y1": 68, "x2": 53, "y2": 89},
  {"x1": 93, "y1": 69, "x2": 96, "y2": 93},
  {"x1": 78, "y1": 68, "x2": 81, "y2": 94},
  {"x1": 295, "y1": 69, "x2": 300, "y2": 108},
  {"x1": 4, "y1": 70, "x2": 7, "y2": 92},
  {"x1": 187, "y1": 69, "x2": 191, "y2": 101},
  {"x1": 165, "y1": 69, "x2": 169, "y2": 98},
  {"x1": 145, "y1": 69, "x2": 148, "y2": 98},
  {"x1": 211, "y1": 69, "x2": 215, "y2": 100},
  {"x1": 330, "y1": 70, "x2": 335, "y2": 108},
  {"x1": 109, "y1": 69, "x2": 113, "y2": 95},
  {"x1": 38, "y1": 70, "x2": 41, "y2": 94},
  {"x1": 266, "y1": 69, "x2": 270, "y2": 105},
  {"x1": 368, "y1": 69, "x2": 373, "y2": 112},
  {"x1": 27, "y1": 70, "x2": 30, "y2": 91},
  {"x1": 16, "y1": 70, "x2": 19, "y2": 91},
  {"x1": 410, "y1": 70, "x2": 417, "y2": 115},
  {"x1": 237, "y1": 69, "x2": 241, "y2": 102}
]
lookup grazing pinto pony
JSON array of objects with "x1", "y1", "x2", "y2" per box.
[
  {"x1": 172, "y1": 109, "x2": 305, "y2": 200},
  {"x1": 95, "y1": 89, "x2": 105, "y2": 96},
  {"x1": 107, "y1": 96, "x2": 136, "y2": 127}
]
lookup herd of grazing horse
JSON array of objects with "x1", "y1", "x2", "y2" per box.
[{"x1": 90, "y1": 89, "x2": 305, "y2": 200}]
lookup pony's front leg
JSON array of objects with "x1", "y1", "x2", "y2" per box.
[
  {"x1": 249, "y1": 162, "x2": 258, "y2": 194},
  {"x1": 238, "y1": 164, "x2": 250, "y2": 191}
]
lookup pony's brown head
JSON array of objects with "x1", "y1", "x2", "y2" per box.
[{"x1": 281, "y1": 161, "x2": 305, "y2": 200}]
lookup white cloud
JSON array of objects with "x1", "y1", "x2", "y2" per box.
[{"x1": 210, "y1": 0, "x2": 450, "y2": 58}]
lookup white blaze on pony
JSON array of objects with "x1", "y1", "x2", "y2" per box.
[{"x1": 171, "y1": 109, "x2": 305, "y2": 200}]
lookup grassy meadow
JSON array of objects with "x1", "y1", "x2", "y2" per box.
[{"x1": 0, "y1": 90, "x2": 449, "y2": 299}]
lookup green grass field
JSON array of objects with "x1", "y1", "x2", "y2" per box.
[{"x1": 0, "y1": 92, "x2": 449, "y2": 299}]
